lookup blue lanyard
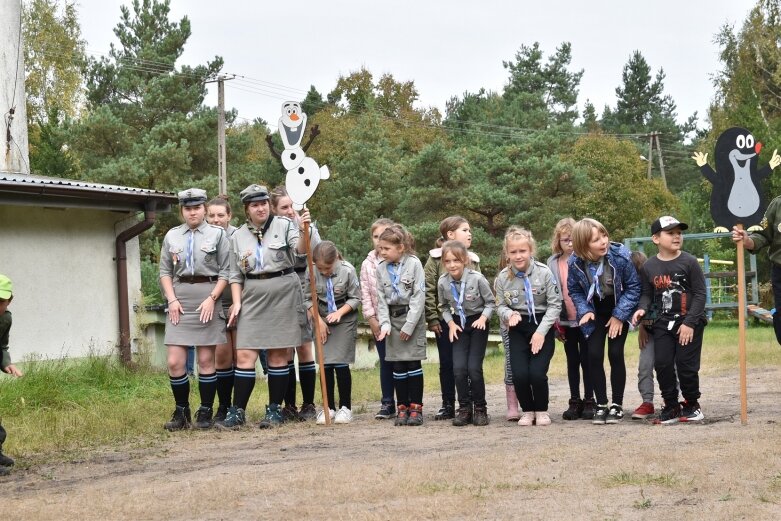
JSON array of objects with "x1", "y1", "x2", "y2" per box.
[
  {"x1": 587, "y1": 261, "x2": 604, "y2": 303},
  {"x1": 515, "y1": 271, "x2": 538, "y2": 325},
  {"x1": 450, "y1": 280, "x2": 466, "y2": 325},
  {"x1": 387, "y1": 263, "x2": 401, "y2": 302},
  {"x1": 186, "y1": 229, "x2": 195, "y2": 275},
  {"x1": 326, "y1": 277, "x2": 337, "y2": 313}
]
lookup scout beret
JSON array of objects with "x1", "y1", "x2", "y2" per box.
[
  {"x1": 240, "y1": 184, "x2": 270, "y2": 204},
  {"x1": 177, "y1": 188, "x2": 208, "y2": 207}
]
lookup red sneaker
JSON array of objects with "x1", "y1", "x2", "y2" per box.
[{"x1": 631, "y1": 402, "x2": 655, "y2": 419}]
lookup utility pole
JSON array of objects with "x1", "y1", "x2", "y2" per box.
[
  {"x1": 645, "y1": 132, "x2": 667, "y2": 190},
  {"x1": 207, "y1": 75, "x2": 234, "y2": 195},
  {"x1": 653, "y1": 131, "x2": 667, "y2": 190},
  {"x1": 1, "y1": 0, "x2": 29, "y2": 174},
  {"x1": 647, "y1": 133, "x2": 654, "y2": 180}
]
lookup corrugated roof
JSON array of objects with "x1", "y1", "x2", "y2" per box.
[{"x1": 0, "y1": 172, "x2": 175, "y2": 196}]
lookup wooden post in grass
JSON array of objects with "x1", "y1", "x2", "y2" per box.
[
  {"x1": 736, "y1": 224, "x2": 748, "y2": 425},
  {"x1": 303, "y1": 214, "x2": 331, "y2": 425}
]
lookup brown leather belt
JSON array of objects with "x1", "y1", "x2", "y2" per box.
[
  {"x1": 178, "y1": 276, "x2": 218, "y2": 284},
  {"x1": 245, "y1": 267, "x2": 295, "y2": 280}
]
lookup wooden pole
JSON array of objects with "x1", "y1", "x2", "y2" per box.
[
  {"x1": 303, "y1": 214, "x2": 331, "y2": 425},
  {"x1": 217, "y1": 76, "x2": 227, "y2": 195},
  {"x1": 736, "y1": 223, "x2": 748, "y2": 425},
  {"x1": 647, "y1": 134, "x2": 654, "y2": 180},
  {"x1": 653, "y1": 132, "x2": 667, "y2": 190}
]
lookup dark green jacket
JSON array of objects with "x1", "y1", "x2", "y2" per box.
[
  {"x1": 748, "y1": 195, "x2": 781, "y2": 266},
  {"x1": 0, "y1": 311, "x2": 11, "y2": 371}
]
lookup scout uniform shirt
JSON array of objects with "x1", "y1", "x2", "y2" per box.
[
  {"x1": 494, "y1": 261, "x2": 562, "y2": 337},
  {"x1": 229, "y1": 216, "x2": 304, "y2": 282},
  {"x1": 436, "y1": 268, "x2": 495, "y2": 325},
  {"x1": 304, "y1": 260, "x2": 361, "y2": 317},
  {"x1": 377, "y1": 254, "x2": 426, "y2": 337},
  {"x1": 159, "y1": 220, "x2": 230, "y2": 281},
  {"x1": 425, "y1": 248, "x2": 481, "y2": 327}
]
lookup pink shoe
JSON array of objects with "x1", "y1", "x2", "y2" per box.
[
  {"x1": 535, "y1": 411, "x2": 551, "y2": 426},
  {"x1": 517, "y1": 411, "x2": 535, "y2": 426},
  {"x1": 506, "y1": 384, "x2": 520, "y2": 421}
]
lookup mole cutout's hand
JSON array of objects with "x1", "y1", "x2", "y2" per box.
[
  {"x1": 770, "y1": 149, "x2": 781, "y2": 170},
  {"x1": 692, "y1": 152, "x2": 708, "y2": 167}
]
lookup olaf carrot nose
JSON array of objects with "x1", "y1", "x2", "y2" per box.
[{"x1": 290, "y1": 113, "x2": 300, "y2": 121}]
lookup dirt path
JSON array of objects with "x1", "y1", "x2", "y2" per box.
[{"x1": 5, "y1": 368, "x2": 781, "y2": 520}]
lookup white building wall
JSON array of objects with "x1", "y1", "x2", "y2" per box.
[{"x1": 0, "y1": 205, "x2": 142, "y2": 361}]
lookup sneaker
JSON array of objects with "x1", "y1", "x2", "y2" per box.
[
  {"x1": 535, "y1": 411, "x2": 551, "y2": 426},
  {"x1": 298, "y1": 403, "x2": 317, "y2": 421},
  {"x1": 434, "y1": 402, "x2": 455, "y2": 421},
  {"x1": 334, "y1": 406, "x2": 353, "y2": 424},
  {"x1": 281, "y1": 404, "x2": 299, "y2": 422},
  {"x1": 605, "y1": 404, "x2": 624, "y2": 424},
  {"x1": 213, "y1": 405, "x2": 229, "y2": 425},
  {"x1": 0, "y1": 452, "x2": 14, "y2": 467},
  {"x1": 164, "y1": 405, "x2": 191, "y2": 431},
  {"x1": 632, "y1": 402, "x2": 655, "y2": 420},
  {"x1": 659, "y1": 402, "x2": 681, "y2": 425},
  {"x1": 193, "y1": 406, "x2": 214, "y2": 430},
  {"x1": 581, "y1": 398, "x2": 596, "y2": 420},
  {"x1": 258, "y1": 404, "x2": 284, "y2": 429},
  {"x1": 592, "y1": 405, "x2": 608, "y2": 425},
  {"x1": 452, "y1": 405, "x2": 473, "y2": 427},
  {"x1": 374, "y1": 403, "x2": 396, "y2": 420},
  {"x1": 562, "y1": 398, "x2": 584, "y2": 420},
  {"x1": 518, "y1": 411, "x2": 535, "y2": 426},
  {"x1": 407, "y1": 403, "x2": 424, "y2": 426},
  {"x1": 473, "y1": 406, "x2": 489, "y2": 426},
  {"x1": 394, "y1": 404, "x2": 409, "y2": 426},
  {"x1": 679, "y1": 401, "x2": 704, "y2": 423},
  {"x1": 316, "y1": 408, "x2": 336, "y2": 425},
  {"x1": 215, "y1": 406, "x2": 246, "y2": 430}
]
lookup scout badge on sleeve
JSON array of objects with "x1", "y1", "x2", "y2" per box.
[{"x1": 691, "y1": 127, "x2": 781, "y2": 426}]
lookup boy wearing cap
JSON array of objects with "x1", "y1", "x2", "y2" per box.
[
  {"x1": 0, "y1": 274, "x2": 23, "y2": 476},
  {"x1": 632, "y1": 217, "x2": 707, "y2": 424}
]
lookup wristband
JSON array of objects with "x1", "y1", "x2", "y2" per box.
[
  {"x1": 168, "y1": 298, "x2": 179, "y2": 304},
  {"x1": 209, "y1": 294, "x2": 218, "y2": 302}
]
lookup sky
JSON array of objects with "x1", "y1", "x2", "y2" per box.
[{"x1": 71, "y1": 0, "x2": 757, "y2": 130}]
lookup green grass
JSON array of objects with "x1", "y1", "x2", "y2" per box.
[
  {"x1": 603, "y1": 471, "x2": 680, "y2": 488},
  {"x1": 0, "y1": 320, "x2": 778, "y2": 460}
]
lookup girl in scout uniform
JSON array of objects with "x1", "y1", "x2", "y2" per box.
[
  {"x1": 376, "y1": 224, "x2": 428, "y2": 426},
  {"x1": 206, "y1": 196, "x2": 239, "y2": 425},
  {"x1": 495, "y1": 226, "x2": 562, "y2": 427},
  {"x1": 424, "y1": 216, "x2": 480, "y2": 421},
  {"x1": 219, "y1": 184, "x2": 310, "y2": 429},
  {"x1": 567, "y1": 218, "x2": 641, "y2": 425},
  {"x1": 360, "y1": 218, "x2": 396, "y2": 419},
  {"x1": 304, "y1": 241, "x2": 361, "y2": 425},
  {"x1": 159, "y1": 188, "x2": 230, "y2": 431},
  {"x1": 436, "y1": 240, "x2": 495, "y2": 426},
  {"x1": 270, "y1": 186, "x2": 320, "y2": 421}
]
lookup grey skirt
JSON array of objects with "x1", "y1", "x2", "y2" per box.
[
  {"x1": 220, "y1": 284, "x2": 236, "y2": 332},
  {"x1": 318, "y1": 310, "x2": 358, "y2": 364},
  {"x1": 297, "y1": 271, "x2": 314, "y2": 343},
  {"x1": 236, "y1": 274, "x2": 305, "y2": 350},
  {"x1": 164, "y1": 281, "x2": 227, "y2": 346},
  {"x1": 385, "y1": 312, "x2": 427, "y2": 362}
]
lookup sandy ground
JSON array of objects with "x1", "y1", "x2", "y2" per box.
[{"x1": 4, "y1": 367, "x2": 781, "y2": 521}]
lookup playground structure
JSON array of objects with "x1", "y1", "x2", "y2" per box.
[{"x1": 624, "y1": 231, "x2": 770, "y2": 324}]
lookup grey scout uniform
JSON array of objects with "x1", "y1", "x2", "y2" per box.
[
  {"x1": 377, "y1": 254, "x2": 427, "y2": 361},
  {"x1": 304, "y1": 260, "x2": 361, "y2": 364},
  {"x1": 494, "y1": 261, "x2": 562, "y2": 337},
  {"x1": 159, "y1": 220, "x2": 230, "y2": 283},
  {"x1": 436, "y1": 268, "x2": 495, "y2": 325},
  {"x1": 228, "y1": 216, "x2": 304, "y2": 282}
]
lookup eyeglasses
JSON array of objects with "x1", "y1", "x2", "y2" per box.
[{"x1": 560, "y1": 238, "x2": 573, "y2": 244}]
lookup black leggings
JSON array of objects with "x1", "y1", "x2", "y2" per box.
[
  {"x1": 508, "y1": 314, "x2": 555, "y2": 412},
  {"x1": 324, "y1": 364, "x2": 352, "y2": 410},
  {"x1": 563, "y1": 326, "x2": 592, "y2": 400},
  {"x1": 452, "y1": 314, "x2": 488, "y2": 407},
  {"x1": 587, "y1": 297, "x2": 628, "y2": 406}
]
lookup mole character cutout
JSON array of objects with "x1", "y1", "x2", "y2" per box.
[
  {"x1": 276, "y1": 101, "x2": 330, "y2": 211},
  {"x1": 692, "y1": 127, "x2": 781, "y2": 232}
]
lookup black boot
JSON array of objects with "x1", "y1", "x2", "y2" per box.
[
  {"x1": 562, "y1": 398, "x2": 584, "y2": 420},
  {"x1": 581, "y1": 398, "x2": 596, "y2": 420},
  {"x1": 434, "y1": 401, "x2": 455, "y2": 421},
  {"x1": 472, "y1": 406, "x2": 490, "y2": 426},
  {"x1": 0, "y1": 452, "x2": 14, "y2": 467},
  {"x1": 164, "y1": 405, "x2": 192, "y2": 431},
  {"x1": 452, "y1": 404, "x2": 473, "y2": 426},
  {"x1": 213, "y1": 405, "x2": 229, "y2": 426},
  {"x1": 193, "y1": 406, "x2": 213, "y2": 430}
]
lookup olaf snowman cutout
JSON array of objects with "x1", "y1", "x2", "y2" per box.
[
  {"x1": 693, "y1": 127, "x2": 781, "y2": 232},
  {"x1": 278, "y1": 101, "x2": 329, "y2": 210}
]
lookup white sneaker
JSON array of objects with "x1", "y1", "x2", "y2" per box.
[
  {"x1": 316, "y1": 408, "x2": 335, "y2": 425},
  {"x1": 334, "y1": 406, "x2": 353, "y2": 424}
]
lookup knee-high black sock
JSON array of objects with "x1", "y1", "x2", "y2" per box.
[
  {"x1": 215, "y1": 366, "x2": 234, "y2": 409},
  {"x1": 298, "y1": 360, "x2": 316, "y2": 404},
  {"x1": 284, "y1": 360, "x2": 297, "y2": 407},
  {"x1": 408, "y1": 362, "x2": 424, "y2": 405},
  {"x1": 335, "y1": 364, "x2": 352, "y2": 410},
  {"x1": 198, "y1": 372, "x2": 217, "y2": 409},
  {"x1": 169, "y1": 373, "x2": 190, "y2": 408},
  {"x1": 393, "y1": 362, "x2": 410, "y2": 407},
  {"x1": 324, "y1": 365, "x2": 336, "y2": 411},
  {"x1": 267, "y1": 364, "x2": 289, "y2": 406},
  {"x1": 232, "y1": 367, "x2": 256, "y2": 410}
]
